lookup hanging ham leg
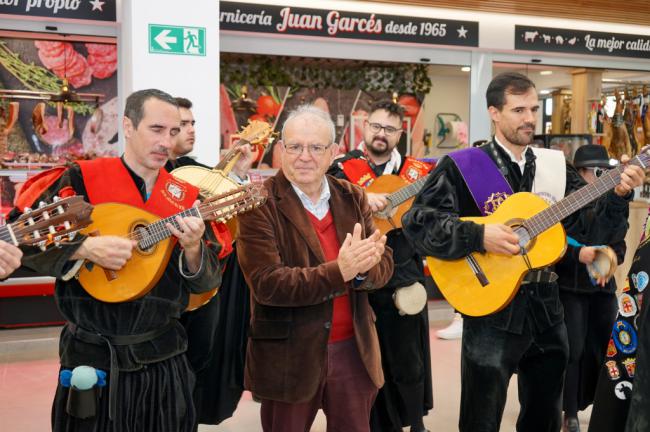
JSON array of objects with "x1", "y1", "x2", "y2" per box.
[{"x1": 0, "y1": 101, "x2": 19, "y2": 158}]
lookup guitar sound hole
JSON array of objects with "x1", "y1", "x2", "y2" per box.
[
  {"x1": 514, "y1": 226, "x2": 533, "y2": 252},
  {"x1": 506, "y1": 218, "x2": 534, "y2": 253},
  {"x1": 133, "y1": 225, "x2": 156, "y2": 255}
]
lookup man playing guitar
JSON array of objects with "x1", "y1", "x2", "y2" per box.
[{"x1": 402, "y1": 72, "x2": 644, "y2": 432}]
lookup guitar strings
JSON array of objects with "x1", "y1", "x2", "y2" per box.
[
  {"x1": 525, "y1": 155, "x2": 643, "y2": 236},
  {"x1": 123, "y1": 185, "x2": 261, "y2": 245}
]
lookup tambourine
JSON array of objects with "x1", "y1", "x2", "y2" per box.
[
  {"x1": 587, "y1": 246, "x2": 617, "y2": 281},
  {"x1": 393, "y1": 281, "x2": 428, "y2": 316}
]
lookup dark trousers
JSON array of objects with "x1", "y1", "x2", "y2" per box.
[
  {"x1": 459, "y1": 317, "x2": 569, "y2": 432},
  {"x1": 369, "y1": 288, "x2": 433, "y2": 432},
  {"x1": 260, "y1": 338, "x2": 378, "y2": 432},
  {"x1": 560, "y1": 290, "x2": 617, "y2": 416}
]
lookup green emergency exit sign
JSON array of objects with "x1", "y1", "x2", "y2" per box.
[{"x1": 148, "y1": 24, "x2": 206, "y2": 56}]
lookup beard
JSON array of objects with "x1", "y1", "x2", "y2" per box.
[
  {"x1": 502, "y1": 123, "x2": 535, "y2": 147},
  {"x1": 365, "y1": 137, "x2": 392, "y2": 157}
]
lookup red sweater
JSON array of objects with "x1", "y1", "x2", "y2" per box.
[{"x1": 307, "y1": 211, "x2": 354, "y2": 343}]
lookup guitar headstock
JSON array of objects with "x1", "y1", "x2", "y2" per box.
[
  {"x1": 13, "y1": 195, "x2": 93, "y2": 250},
  {"x1": 200, "y1": 183, "x2": 268, "y2": 222},
  {"x1": 232, "y1": 119, "x2": 278, "y2": 148}
]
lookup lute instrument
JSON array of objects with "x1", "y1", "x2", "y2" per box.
[
  {"x1": 77, "y1": 183, "x2": 267, "y2": 303},
  {"x1": 426, "y1": 149, "x2": 649, "y2": 317},
  {"x1": 173, "y1": 120, "x2": 275, "y2": 310},
  {"x1": 171, "y1": 119, "x2": 275, "y2": 204}
]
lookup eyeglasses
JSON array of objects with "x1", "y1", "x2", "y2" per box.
[
  {"x1": 283, "y1": 143, "x2": 332, "y2": 155},
  {"x1": 367, "y1": 121, "x2": 402, "y2": 136},
  {"x1": 587, "y1": 167, "x2": 606, "y2": 177}
]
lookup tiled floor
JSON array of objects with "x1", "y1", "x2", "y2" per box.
[{"x1": 0, "y1": 310, "x2": 592, "y2": 432}]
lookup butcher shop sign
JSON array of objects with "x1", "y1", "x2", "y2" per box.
[
  {"x1": 516, "y1": 25, "x2": 650, "y2": 59},
  {"x1": 149, "y1": 24, "x2": 206, "y2": 56},
  {"x1": 0, "y1": 0, "x2": 116, "y2": 22},
  {"x1": 220, "y1": 1, "x2": 478, "y2": 48}
]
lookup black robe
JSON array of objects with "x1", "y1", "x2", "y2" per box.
[
  {"x1": 10, "y1": 161, "x2": 223, "y2": 432},
  {"x1": 165, "y1": 156, "x2": 250, "y2": 426},
  {"x1": 589, "y1": 225, "x2": 650, "y2": 432}
]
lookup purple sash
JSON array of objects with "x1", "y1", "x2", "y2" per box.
[{"x1": 448, "y1": 148, "x2": 513, "y2": 216}]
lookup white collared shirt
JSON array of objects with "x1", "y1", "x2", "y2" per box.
[
  {"x1": 291, "y1": 178, "x2": 331, "y2": 220},
  {"x1": 494, "y1": 137, "x2": 529, "y2": 174}
]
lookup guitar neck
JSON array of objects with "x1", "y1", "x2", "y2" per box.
[
  {"x1": 137, "y1": 185, "x2": 264, "y2": 249},
  {"x1": 525, "y1": 153, "x2": 649, "y2": 237},
  {"x1": 139, "y1": 207, "x2": 201, "y2": 249},
  {"x1": 214, "y1": 140, "x2": 248, "y2": 172},
  {"x1": 0, "y1": 224, "x2": 13, "y2": 246},
  {"x1": 388, "y1": 174, "x2": 429, "y2": 206}
]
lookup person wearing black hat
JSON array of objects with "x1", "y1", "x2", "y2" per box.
[{"x1": 557, "y1": 144, "x2": 626, "y2": 432}]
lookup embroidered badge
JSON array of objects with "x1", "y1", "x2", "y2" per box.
[
  {"x1": 613, "y1": 320, "x2": 638, "y2": 355},
  {"x1": 165, "y1": 181, "x2": 186, "y2": 201},
  {"x1": 483, "y1": 192, "x2": 509, "y2": 215},
  {"x1": 606, "y1": 360, "x2": 620, "y2": 380},
  {"x1": 357, "y1": 173, "x2": 374, "y2": 188},
  {"x1": 405, "y1": 167, "x2": 420, "y2": 182},
  {"x1": 614, "y1": 381, "x2": 633, "y2": 400},
  {"x1": 636, "y1": 271, "x2": 649, "y2": 292},
  {"x1": 606, "y1": 339, "x2": 617, "y2": 358},
  {"x1": 622, "y1": 358, "x2": 636, "y2": 378},
  {"x1": 618, "y1": 293, "x2": 638, "y2": 318}
]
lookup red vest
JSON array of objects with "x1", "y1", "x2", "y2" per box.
[
  {"x1": 307, "y1": 211, "x2": 354, "y2": 343},
  {"x1": 77, "y1": 158, "x2": 198, "y2": 216}
]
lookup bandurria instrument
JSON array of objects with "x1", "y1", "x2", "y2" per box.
[
  {"x1": 6, "y1": 195, "x2": 93, "y2": 249},
  {"x1": 77, "y1": 184, "x2": 267, "y2": 303},
  {"x1": 426, "y1": 150, "x2": 649, "y2": 317}
]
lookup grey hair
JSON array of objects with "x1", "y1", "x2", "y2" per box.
[{"x1": 281, "y1": 104, "x2": 336, "y2": 144}]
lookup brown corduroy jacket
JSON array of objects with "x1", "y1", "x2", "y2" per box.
[{"x1": 237, "y1": 170, "x2": 393, "y2": 403}]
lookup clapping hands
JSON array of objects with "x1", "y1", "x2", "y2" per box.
[{"x1": 337, "y1": 223, "x2": 387, "y2": 282}]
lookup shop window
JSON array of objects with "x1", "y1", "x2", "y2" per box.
[{"x1": 220, "y1": 53, "x2": 470, "y2": 168}]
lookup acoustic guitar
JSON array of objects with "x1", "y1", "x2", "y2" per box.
[
  {"x1": 77, "y1": 183, "x2": 267, "y2": 303},
  {"x1": 426, "y1": 150, "x2": 649, "y2": 317},
  {"x1": 7, "y1": 195, "x2": 92, "y2": 249},
  {"x1": 366, "y1": 173, "x2": 430, "y2": 235}
]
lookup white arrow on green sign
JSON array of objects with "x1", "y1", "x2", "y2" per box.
[{"x1": 149, "y1": 24, "x2": 206, "y2": 56}]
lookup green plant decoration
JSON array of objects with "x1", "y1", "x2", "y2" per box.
[{"x1": 221, "y1": 56, "x2": 432, "y2": 95}]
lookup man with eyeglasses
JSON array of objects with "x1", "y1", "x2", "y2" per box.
[
  {"x1": 328, "y1": 100, "x2": 434, "y2": 432},
  {"x1": 556, "y1": 144, "x2": 625, "y2": 432},
  {"x1": 237, "y1": 104, "x2": 393, "y2": 432}
]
